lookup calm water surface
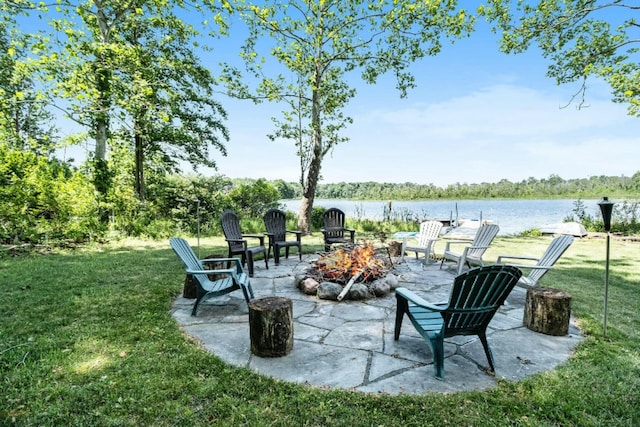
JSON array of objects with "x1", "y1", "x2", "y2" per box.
[{"x1": 281, "y1": 198, "x2": 601, "y2": 235}]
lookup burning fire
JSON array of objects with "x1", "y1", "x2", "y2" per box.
[{"x1": 311, "y1": 243, "x2": 386, "y2": 284}]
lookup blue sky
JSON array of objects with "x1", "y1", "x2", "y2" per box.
[
  {"x1": 205, "y1": 15, "x2": 640, "y2": 188},
  {"x1": 53, "y1": 7, "x2": 640, "y2": 188}
]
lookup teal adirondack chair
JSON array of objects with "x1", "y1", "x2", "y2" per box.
[
  {"x1": 170, "y1": 237, "x2": 254, "y2": 316},
  {"x1": 394, "y1": 265, "x2": 522, "y2": 379}
]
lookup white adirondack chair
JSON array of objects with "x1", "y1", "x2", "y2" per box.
[
  {"x1": 440, "y1": 224, "x2": 500, "y2": 274},
  {"x1": 401, "y1": 220, "x2": 443, "y2": 264},
  {"x1": 496, "y1": 235, "x2": 574, "y2": 288}
]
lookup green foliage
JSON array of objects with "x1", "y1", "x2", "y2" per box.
[
  {"x1": 224, "y1": 0, "x2": 475, "y2": 232},
  {"x1": 0, "y1": 142, "x2": 100, "y2": 243},
  {"x1": 310, "y1": 206, "x2": 326, "y2": 231},
  {"x1": 311, "y1": 173, "x2": 640, "y2": 200},
  {"x1": 227, "y1": 178, "x2": 281, "y2": 218},
  {"x1": 481, "y1": 1, "x2": 640, "y2": 116},
  {"x1": 565, "y1": 198, "x2": 640, "y2": 234}
]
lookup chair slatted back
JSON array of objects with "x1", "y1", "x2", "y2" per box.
[
  {"x1": 416, "y1": 220, "x2": 443, "y2": 246},
  {"x1": 466, "y1": 224, "x2": 500, "y2": 259},
  {"x1": 221, "y1": 210, "x2": 244, "y2": 253},
  {"x1": 442, "y1": 265, "x2": 522, "y2": 337},
  {"x1": 263, "y1": 208, "x2": 287, "y2": 242},
  {"x1": 323, "y1": 208, "x2": 347, "y2": 239},
  {"x1": 170, "y1": 237, "x2": 211, "y2": 286},
  {"x1": 528, "y1": 235, "x2": 574, "y2": 284}
]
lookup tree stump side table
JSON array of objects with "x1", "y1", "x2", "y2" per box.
[
  {"x1": 524, "y1": 287, "x2": 572, "y2": 336},
  {"x1": 249, "y1": 297, "x2": 294, "y2": 357}
]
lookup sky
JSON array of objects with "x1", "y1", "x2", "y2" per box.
[{"x1": 55, "y1": 6, "x2": 640, "y2": 188}]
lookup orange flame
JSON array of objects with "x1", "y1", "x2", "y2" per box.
[{"x1": 312, "y1": 243, "x2": 385, "y2": 283}]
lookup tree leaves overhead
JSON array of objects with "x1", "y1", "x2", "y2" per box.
[
  {"x1": 223, "y1": 0, "x2": 475, "y2": 232},
  {"x1": 481, "y1": 0, "x2": 640, "y2": 115}
]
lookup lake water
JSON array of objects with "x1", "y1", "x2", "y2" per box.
[{"x1": 280, "y1": 198, "x2": 602, "y2": 236}]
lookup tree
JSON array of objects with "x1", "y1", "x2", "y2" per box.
[
  {"x1": 112, "y1": 7, "x2": 230, "y2": 201},
  {"x1": 223, "y1": 0, "x2": 474, "y2": 233},
  {"x1": 481, "y1": 1, "x2": 640, "y2": 115},
  {"x1": 0, "y1": 3, "x2": 58, "y2": 154},
  {"x1": 18, "y1": 0, "x2": 231, "y2": 199}
]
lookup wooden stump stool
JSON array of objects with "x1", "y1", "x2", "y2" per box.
[
  {"x1": 524, "y1": 287, "x2": 572, "y2": 336},
  {"x1": 388, "y1": 241, "x2": 402, "y2": 257},
  {"x1": 249, "y1": 297, "x2": 293, "y2": 357}
]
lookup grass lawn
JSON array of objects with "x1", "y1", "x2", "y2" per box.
[{"x1": 1, "y1": 234, "x2": 639, "y2": 426}]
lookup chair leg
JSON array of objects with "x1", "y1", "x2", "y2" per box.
[
  {"x1": 263, "y1": 249, "x2": 269, "y2": 270},
  {"x1": 478, "y1": 331, "x2": 496, "y2": 375},
  {"x1": 394, "y1": 295, "x2": 408, "y2": 340},
  {"x1": 274, "y1": 244, "x2": 280, "y2": 265},
  {"x1": 240, "y1": 282, "x2": 254, "y2": 304},
  {"x1": 191, "y1": 296, "x2": 204, "y2": 317},
  {"x1": 247, "y1": 251, "x2": 255, "y2": 277},
  {"x1": 431, "y1": 338, "x2": 445, "y2": 379}
]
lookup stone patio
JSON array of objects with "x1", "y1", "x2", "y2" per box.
[{"x1": 171, "y1": 254, "x2": 583, "y2": 395}]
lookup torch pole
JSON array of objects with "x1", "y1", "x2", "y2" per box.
[
  {"x1": 196, "y1": 199, "x2": 201, "y2": 259},
  {"x1": 603, "y1": 231, "x2": 610, "y2": 337}
]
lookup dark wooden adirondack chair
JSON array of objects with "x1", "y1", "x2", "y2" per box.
[
  {"x1": 221, "y1": 210, "x2": 268, "y2": 277},
  {"x1": 394, "y1": 265, "x2": 522, "y2": 379},
  {"x1": 262, "y1": 208, "x2": 302, "y2": 265},
  {"x1": 321, "y1": 208, "x2": 356, "y2": 251},
  {"x1": 170, "y1": 237, "x2": 254, "y2": 316}
]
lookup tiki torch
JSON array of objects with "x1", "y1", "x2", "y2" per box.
[{"x1": 598, "y1": 196, "x2": 614, "y2": 337}]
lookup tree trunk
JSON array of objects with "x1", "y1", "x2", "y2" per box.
[
  {"x1": 249, "y1": 297, "x2": 293, "y2": 357},
  {"x1": 134, "y1": 117, "x2": 145, "y2": 201},
  {"x1": 524, "y1": 287, "x2": 572, "y2": 336},
  {"x1": 297, "y1": 71, "x2": 324, "y2": 234}
]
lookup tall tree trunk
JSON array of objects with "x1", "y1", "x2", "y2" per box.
[
  {"x1": 297, "y1": 70, "x2": 323, "y2": 234},
  {"x1": 92, "y1": 52, "x2": 111, "y2": 197},
  {"x1": 134, "y1": 116, "x2": 145, "y2": 202}
]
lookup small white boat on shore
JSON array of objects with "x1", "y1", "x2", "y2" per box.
[{"x1": 539, "y1": 221, "x2": 588, "y2": 237}]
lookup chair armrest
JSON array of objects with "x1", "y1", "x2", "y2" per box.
[
  {"x1": 395, "y1": 287, "x2": 448, "y2": 312},
  {"x1": 242, "y1": 234, "x2": 265, "y2": 245},
  {"x1": 496, "y1": 255, "x2": 539, "y2": 264},
  {"x1": 200, "y1": 257, "x2": 244, "y2": 273},
  {"x1": 502, "y1": 264, "x2": 553, "y2": 271},
  {"x1": 287, "y1": 230, "x2": 302, "y2": 242},
  {"x1": 443, "y1": 240, "x2": 470, "y2": 251},
  {"x1": 187, "y1": 267, "x2": 235, "y2": 276}
]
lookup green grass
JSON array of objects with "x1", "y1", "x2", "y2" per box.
[{"x1": 1, "y1": 234, "x2": 639, "y2": 426}]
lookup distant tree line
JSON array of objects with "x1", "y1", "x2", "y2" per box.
[{"x1": 274, "y1": 173, "x2": 640, "y2": 201}]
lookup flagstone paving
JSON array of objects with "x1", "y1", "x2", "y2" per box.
[{"x1": 171, "y1": 255, "x2": 583, "y2": 395}]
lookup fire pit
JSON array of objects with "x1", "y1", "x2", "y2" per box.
[{"x1": 296, "y1": 243, "x2": 398, "y2": 301}]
